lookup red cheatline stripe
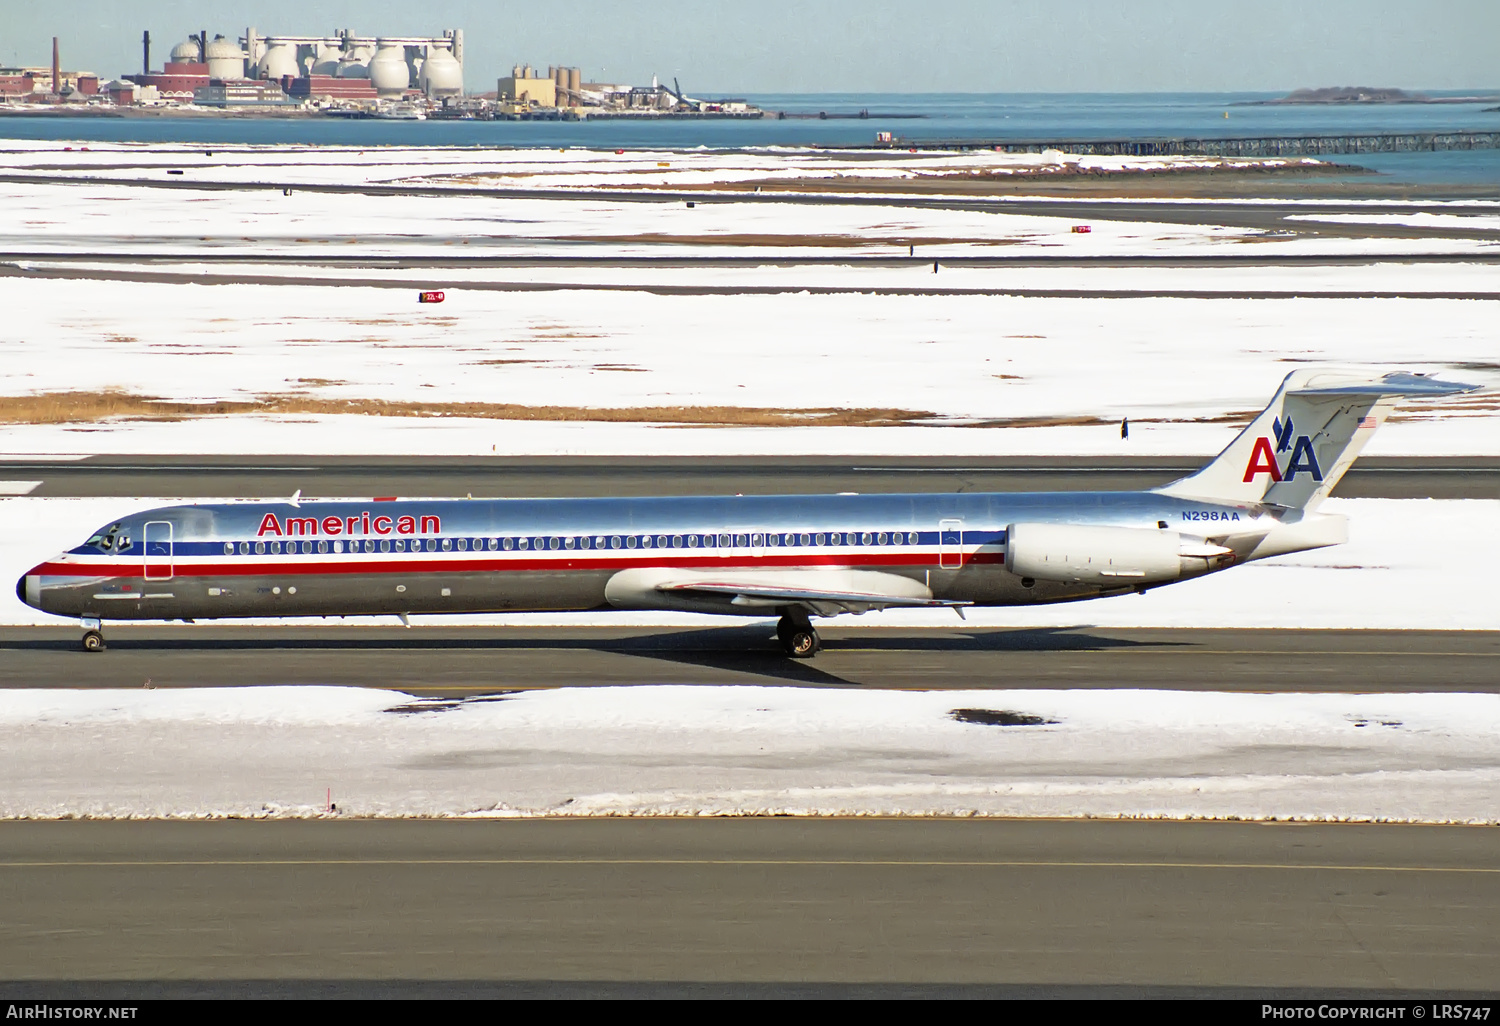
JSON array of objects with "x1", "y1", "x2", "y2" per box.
[{"x1": 34, "y1": 551, "x2": 1004, "y2": 578}]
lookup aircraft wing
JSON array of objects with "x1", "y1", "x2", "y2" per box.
[{"x1": 656, "y1": 575, "x2": 971, "y2": 617}]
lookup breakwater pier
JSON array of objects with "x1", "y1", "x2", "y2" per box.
[{"x1": 893, "y1": 131, "x2": 1500, "y2": 156}]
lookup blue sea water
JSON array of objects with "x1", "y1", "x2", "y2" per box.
[{"x1": 3, "y1": 92, "x2": 1499, "y2": 183}]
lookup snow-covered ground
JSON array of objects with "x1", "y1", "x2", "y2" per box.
[
  {"x1": 2, "y1": 684, "x2": 1496, "y2": 822},
  {"x1": 2, "y1": 496, "x2": 1495, "y2": 630},
  {"x1": 0, "y1": 140, "x2": 1339, "y2": 190},
  {"x1": 1, "y1": 273, "x2": 1496, "y2": 456},
  {"x1": 0, "y1": 178, "x2": 1288, "y2": 259}
]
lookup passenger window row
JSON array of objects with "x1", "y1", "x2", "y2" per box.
[{"x1": 222, "y1": 531, "x2": 926, "y2": 556}]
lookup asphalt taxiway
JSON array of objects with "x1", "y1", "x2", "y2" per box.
[
  {"x1": 0, "y1": 818, "x2": 1496, "y2": 994},
  {"x1": 2, "y1": 626, "x2": 1495, "y2": 693},
  {"x1": 4, "y1": 454, "x2": 1495, "y2": 499}
]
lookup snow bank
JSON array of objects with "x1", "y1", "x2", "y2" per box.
[{"x1": 1, "y1": 684, "x2": 1496, "y2": 822}]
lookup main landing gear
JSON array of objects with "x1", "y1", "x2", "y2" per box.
[
  {"x1": 776, "y1": 612, "x2": 821, "y2": 659},
  {"x1": 80, "y1": 617, "x2": 105, "y2": 653}
]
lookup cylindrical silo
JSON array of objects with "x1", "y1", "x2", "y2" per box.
[{"x1": 568, "y1": 67, "x2": 580, "y2": 100}]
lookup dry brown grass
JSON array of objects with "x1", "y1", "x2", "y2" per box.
[{"x1": 0, "y1": 390, "x2": 938, "y2": 428}]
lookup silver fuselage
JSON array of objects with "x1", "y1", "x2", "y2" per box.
[{"x1": 19, "y1": 490, "x2": 1272, "y2": 622}]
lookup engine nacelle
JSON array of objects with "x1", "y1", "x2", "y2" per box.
[{"x1": 1005, "y1": 522, "x2": 1184, "y2": 586}]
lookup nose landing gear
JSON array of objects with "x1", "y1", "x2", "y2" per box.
[
  {"x1": 776, "y1": 612, "x2": 821, "y2": 659},
  {"x1": 80, "y1": 617, "x2": 105, "y2": 653}
]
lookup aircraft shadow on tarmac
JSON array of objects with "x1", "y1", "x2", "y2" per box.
[{"x1": 0, "y1": 625, "x2": 1175, "y2": 688}]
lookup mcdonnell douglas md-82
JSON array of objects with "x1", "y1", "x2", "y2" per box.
[{"x1": 17, "y1": 370, "x2": 1475, "y2": 657}]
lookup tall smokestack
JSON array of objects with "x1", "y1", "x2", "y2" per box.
[
  {"x1": 198, "y1": 30, "x2": 207, "y2": 63},
  {"x1": 52, "y1": 37, "x2": 59, "y2": 95},
  {"x1": 142, "y1": 30, "x2": 150, "y2": 76}
]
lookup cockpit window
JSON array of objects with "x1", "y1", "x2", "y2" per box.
[{"x1": 87, "y1": 523, "x2": 130, "y2": 552}]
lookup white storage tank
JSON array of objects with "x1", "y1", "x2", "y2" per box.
[
  {"x1": 310, "y1": 45, "x2": 341, "y2": 76},
  {"x1": 368, "y1": 41, "x2": 409, "y2": 97},
  {"x1": 418, "y1": 45, "x2": 462, "y2": 97},
  {"x1": 256, "y1": 41, "x2": 298, "y2": 81},
  {"x1": 204, "y1": 35, "x2": 245, "y2": 80},
  {"x1": 169, "y1": 39, "x2": 200, "y2": 63},
  {"x1": 335, "y1": 49, "x2": 370, "y2": 79}
]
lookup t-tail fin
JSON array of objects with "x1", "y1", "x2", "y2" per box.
[{"x1": 1156, "y1": 370, "x2": 1477, "y2": 511}]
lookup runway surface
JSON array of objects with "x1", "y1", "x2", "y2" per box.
[
  {"x1": 0, "y1": 818, "x2": 1496, "y2": 995},
  {"x1": 10, "y1": 250, "x2": 1500, "y2": 267},
  {"x1": 4, "y1": 454, "x2": 1494, "y2": 499},
  {"x1": 10, "y1": 260, "x2": 1500, "y2": 300},
  {"x1": 3, "y1": 626, "x2": 1496, "y2": 693}
]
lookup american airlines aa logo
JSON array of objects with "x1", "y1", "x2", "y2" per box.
[{"x1": 1242, "y1": 416, "x2": 1323, "y2": 483}]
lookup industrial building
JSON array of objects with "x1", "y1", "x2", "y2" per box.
[
  {"x1": 243, "y1": 28, "x2": 463, "y2": 99},
  {"x1": 0, "y1": 38, "x2": 98, "y2": 102},
  {"x1": 126, "y1": 27, "x2": 463, "y2": 105}
]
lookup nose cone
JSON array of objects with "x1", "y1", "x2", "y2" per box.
[{"x1": 17, "y1": 570, "x2": 40, "y2": 610}]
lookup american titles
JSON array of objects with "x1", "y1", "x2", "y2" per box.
[{"x1": 256, "y1": 512, "x2": 441, "y2": 538}]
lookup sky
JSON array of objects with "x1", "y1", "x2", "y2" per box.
[{"x1": 2, "y1": 0, "x2": 1497, "y2": 94}]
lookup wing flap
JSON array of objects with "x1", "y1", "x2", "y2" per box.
[{"x1": 660, "y1": 580, "x2": 969, "y2": 610}]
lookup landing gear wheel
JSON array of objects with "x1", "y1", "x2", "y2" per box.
[
  {"x1": 81, "y1": 630, "x2": 105, "y2": 653},
  {"x1": 776, "y1": 614, "x2": 821, "y2": 659}
]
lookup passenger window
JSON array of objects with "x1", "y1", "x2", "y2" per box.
[
  {"x1": 223, "y1": 543, "x2": 234, "y2": 555},
  {"x1": 239, "y1": 542, "x2": 250, "y2": 555},
  {"x1": 751, "y1": 533, "x2": 763, "y2": 546},
  {"x1": 318, "y1": 540, "x2": 329, "y2": 554},
  {"x1": 255, "y1": 541, "x2": 266, "y2": 554},
  {"x1": 626, "y1": 536, "x2": 638, "y2": 549},
  {"x1": 815, "y1": 533, "x2": 826, "y2": 546},
  {"x1": 564, "y1": 537, "x2": 575, "y2": 550},
  {"x1": 610, "y1": 536, "x2": 621, "y2": 549},
  {"x1": 503, "y1": 537, "x2": 514, "y2": 550},
  {"x1": 687, "y1": 535, "x2": 699, "y2": 548},
  {"x1": 878, "y1": 533, "x2": 888, "y2": 545},
  {"x1": 799, "y1": 533, "x2": 811, "y2": 546}
]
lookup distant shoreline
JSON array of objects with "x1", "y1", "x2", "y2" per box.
[{"x1": 1238, "y1": 86, "x2": 1500, "y2": 106}]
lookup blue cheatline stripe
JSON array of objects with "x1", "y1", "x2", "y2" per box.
[{"x1": 69, "y1": 529, "x2": 1009, "y2": 558}]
